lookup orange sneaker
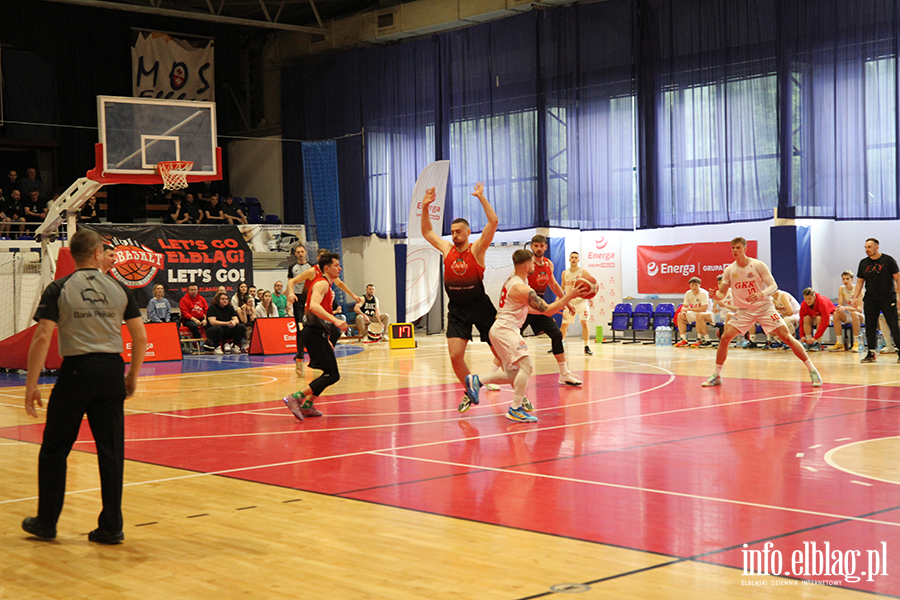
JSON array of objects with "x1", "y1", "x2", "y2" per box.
[{"x1": 674, "y1": 339, "x2": 689, "y2": 347}]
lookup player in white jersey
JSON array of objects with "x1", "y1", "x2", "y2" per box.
[
  {"x1": 768, "y1": 289, "x2": 801, "y2": 349},
  {"x1": 702, "y1": 237, "x2": 822, "y2": 387},
  {"x1": 462, "y1": 249, "x2": 581, "y2": 422}
]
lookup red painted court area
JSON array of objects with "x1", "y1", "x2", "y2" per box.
[{"x1": 6, "y1": 371, "x2": 900, "y2": 595}]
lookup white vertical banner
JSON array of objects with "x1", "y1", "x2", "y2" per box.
[
  {"x1": 580, "y1": 232, "x2": 622, "y2": 339},
  {"x1": 132, "y1": 32, "x2": 214, "y2": 101},
  {"x1": 405, "y1": 161, "x2": 450, "y2": 322}
]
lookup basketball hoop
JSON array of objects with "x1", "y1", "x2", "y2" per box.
[{"x1": 156, "y1": 160, "x2": 194, "y2": 191}]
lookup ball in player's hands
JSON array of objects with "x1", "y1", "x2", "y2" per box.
[{"x1": 574, "y1": 277, "x2": 598, "y2": 299}]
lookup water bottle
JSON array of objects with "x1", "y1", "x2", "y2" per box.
[
  {"x1": 858, "y1": 328, "x2": 867, "y2": 355},
  {"x1": 665, "y1": 326, "x2": 673, "y2": 346},
  {"x1": 877, "y1": 330, "x2": 886, "y2": 352},
  {"x1": 735, "y1": 333, "x2": 744, "y2": 347}
]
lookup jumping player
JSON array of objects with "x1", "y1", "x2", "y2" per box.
[
  {"x1": 282, "y1": 252, "x2": 350, "y2": 421},
  {"x1": 463, "y1": 249, "x2": 582, "y2": 421},
  {"x1": 421, "y1": 182, "x2": 499, "y2": 411},
  {"x1": 702, "y1": 237, "x2": 822, "y2": 387},
  {"x1": 521, "y1": 236, "x2": 585, "y2": 383}
]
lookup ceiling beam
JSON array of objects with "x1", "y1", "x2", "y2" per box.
[{"x1": 44, "y1": 0, "x2": 326, "y2": 34}]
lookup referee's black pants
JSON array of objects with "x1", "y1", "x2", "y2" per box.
[{"x1": 38, "y1": 353, "x2": 127, "y2": 533}]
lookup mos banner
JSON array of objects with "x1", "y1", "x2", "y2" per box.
[{"x1": 82, "y1": 224, "x2": 252, "y2": 305}]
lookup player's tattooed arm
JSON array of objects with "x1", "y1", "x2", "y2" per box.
[{"x1": 527, "y1": 290, "x2": 549, "y2": 313}]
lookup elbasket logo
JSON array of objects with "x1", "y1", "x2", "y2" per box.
[
  {"x1": 107, "y1": 237, "x2": 165, "y2": 289},
  {"x1": 647, "y1": 261, "x2": 659, "y2": 277},
  {"x1": 595, "y1": 237, "x2": 608, "y2": 250}
]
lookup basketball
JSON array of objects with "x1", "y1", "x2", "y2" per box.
[
  {"x1": 574, "y1": 277, "x2": 598, "y2": 299},
  {"x1": 112, "y1": 245, "x2": 154, "y2": 282}
]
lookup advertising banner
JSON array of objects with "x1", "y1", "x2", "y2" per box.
[
  {"x1": 122, "y1": 322, "x2": 182, "y2": 363},
  {"x1": 579, "y1": 232, "x2": 622, "y2": 338},
  {"x1": 636, "y1": 241, "x2": 758, "y2": 294},
  {"x1": 248, "y1": 317, "x2": 298, "y2": 355},
  {"x1": 405, "y1": 161, "x2": 450, "y2": 322},
  {"x1": 132, "y1": 32, "x2": 214, "y2": 101},
  {"x1": 82, "y1": 224, "x2": 253, "y2": 306}
]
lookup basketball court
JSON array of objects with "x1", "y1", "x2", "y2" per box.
[{"x1": 2, "y1": 335, "x2": 898, "y2": 599}]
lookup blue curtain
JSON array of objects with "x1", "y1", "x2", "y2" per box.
[
  {"x1": 638, "y1": 0, "x2": 780, "y2": 228},
  {"x1": 360, "y1": 39, "x2": 439, "y2": 237},
  {"x1": 539, "y1": 2, "x2": 637, "y2": 230},
  {"x1": 282, "y1": 0, "x2": 900, "y2": 233},
  {"x1": 786, "y1": 0, "x2": 900, "y2": 220},
  {"x1": 441, "y1": 13, "x2": 542, "y2": 235},
  {"x1": 302, "y1": 141, "x2": 343, "y2": 257}
]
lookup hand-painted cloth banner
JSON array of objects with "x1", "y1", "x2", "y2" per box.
[{"x1": 132, "y1": 32, "x2": 214, "y2": 101}]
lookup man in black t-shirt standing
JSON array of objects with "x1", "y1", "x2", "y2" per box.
[
  {"x1": 853, "y1": 237, "x2": 900, "y2": 363},
  {"x1": 22, "y1": 229, "x2": 146, "y2": 544}
]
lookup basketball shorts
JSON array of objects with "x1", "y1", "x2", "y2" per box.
[
  {"x1": 562, "y1": 298, "x2": 590, "y2": 325},
  {"x1": 684, "y1": 311, "x2": 713, "y2": 324},
  {"x1": 730, "y1": 304, "x2": 786, "y2": 336},
  {"x1": 489, "y1": 323, "x2": 529, "y2": 372},
  {"x1": 447, "y1": 299, "x2": 496, "y2": 344}
]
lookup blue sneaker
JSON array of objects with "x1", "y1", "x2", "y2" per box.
[
  {"x1": 464, "y1": 374, "x2": 482, "y2": 406},
  {"x1": 506, "y1": 406, "x2": 538, "y2": 423}
]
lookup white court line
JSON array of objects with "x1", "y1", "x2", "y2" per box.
[
  {"x1": 82, "y1": 375, "x2": 899, "y2": 444},
  {"x1": 810, "y1": 444, "x2": 823, "y2": 449},
  {"x1": 2, "y1": 378, "x2": 892, "y2": 508},
  {"x1": 825, "y1": 437, "x2": 900, "y2": 486},
  {"x1": 851, "y1": 481, "x2": 874, "y2": 487},
  {"x1": 804, "y1": 466, "x2": 818, "y2": 472},
  {"x1": 366, "y1": 451, "x2": 900, "y2": 529}
]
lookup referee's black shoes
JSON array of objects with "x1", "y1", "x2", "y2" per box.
[
  {"x1": 22, "y1": 516, "x2": 56, "y2": 540},
  {"x1": 89, "y1": 528, "x2": 125, "y2": 544}
]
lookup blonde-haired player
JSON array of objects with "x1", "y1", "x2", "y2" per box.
[
  {"x1": 463, "y1": 249, "x2": 581, "y2": 421},
  {"x1": 560, "y1": 251, "x2": 596, "y2": 355},
  {"x1": 831, "y1": 270, "x2": 864, "y2": 351},
  {"x1": 702, "y1": 237, "x2": 822, "y2": 387}
]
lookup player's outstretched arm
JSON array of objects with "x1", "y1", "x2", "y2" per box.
[
  {"x1": 470, "y1": 182, "x2": 499, "y2": 264},
  {"x1": 334, "y1": 279, "x2": 361, "y2": 304},
  {"x1": 285, "y1": 268, "x2": 317, "y2": 303},
  {"x1": 420, "y1": 187, "x2": 452, "y2": 255}
]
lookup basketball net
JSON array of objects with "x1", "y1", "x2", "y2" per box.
[{"x1": 156, "y1": 160, "x2": 194, "y2": 191}]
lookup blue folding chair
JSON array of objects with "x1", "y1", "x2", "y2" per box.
[
  {"x1": 606, "y1": 302, "x2": 633, "y2": 343},
  {"x1": 629, "y1": 302, "x2": 654, "y2": 344}
]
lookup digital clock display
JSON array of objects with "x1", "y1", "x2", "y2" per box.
[{"x1": 389, "y1": 323, "x2": 416, "y2": 348}]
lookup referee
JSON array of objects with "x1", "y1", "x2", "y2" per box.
[{"x1": 22, "y1": 229, "x2": 146, "y2": 544}]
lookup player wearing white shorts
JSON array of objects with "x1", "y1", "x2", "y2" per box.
[
  {"x1": 769, "y1": 289, "x2": 800, "y2": 348},
  {"x1": 560, "y1": 252, "x2": 594, "y2": 355},
  {"x1": 462, "y1": 249, "x2": 580, "y2": 422},
  {"x1": 702, "y1": 237, "x2": 822, "y2": 387},
  {"x1": 675, "y1": 276, "x2": 715, "y2": 347}
]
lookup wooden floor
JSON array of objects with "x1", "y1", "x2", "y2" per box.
[{"x1": 1, "y1": 333, "x2": 899, "y2": 599}]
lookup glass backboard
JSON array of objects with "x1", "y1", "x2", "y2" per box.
[{"x1": 98, "y1": 96, "x2": 218, "y2": 177}]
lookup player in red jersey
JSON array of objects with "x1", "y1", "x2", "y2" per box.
[
  {"x1": 521, "y1": 235, "x2": 584, "y2": 384},
  {"x1": 421, "y1": 182, "x2": 500, "y2": 411},
  {"x1": 282, "y1": 252, "x2": 350, "y2": 421}
]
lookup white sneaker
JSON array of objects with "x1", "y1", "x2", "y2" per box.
[
  {"x1": 213, "y1": 347, "x2": 224, "y2": 355},
  {"x1": 242, "y1": 343, "x2": 250, "y2": 353},
  {"x1": 224, "y1": 343, "x2": 233, "y2": 353},
  {"x1": 558, "y1": 372, "x2": 582, "y2": 386},
  {"x1": 485, "y1": 383, "x2": 501, "y2": 391},
  {"x1": 231, "y1": 344, "x2": 242, "y2": 354}
]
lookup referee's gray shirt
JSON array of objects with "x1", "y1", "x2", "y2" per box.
[{"x1": 34, "y1": 269, "x2": 141, "y2": 356}]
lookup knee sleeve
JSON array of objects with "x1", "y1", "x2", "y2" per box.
[{"x1": 548, "y1": 326, "x2": 564, "y2": 355}]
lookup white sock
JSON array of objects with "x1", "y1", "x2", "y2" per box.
[
  {"x1": 557, "y1": 360, "x2": 568, "y2": 375},
  {"x1": 804, "y1": 359, "x2": 815, "y2": 373},
  {"x1": 714, "y1": 364, "x2": 724, "y2": 376}
]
